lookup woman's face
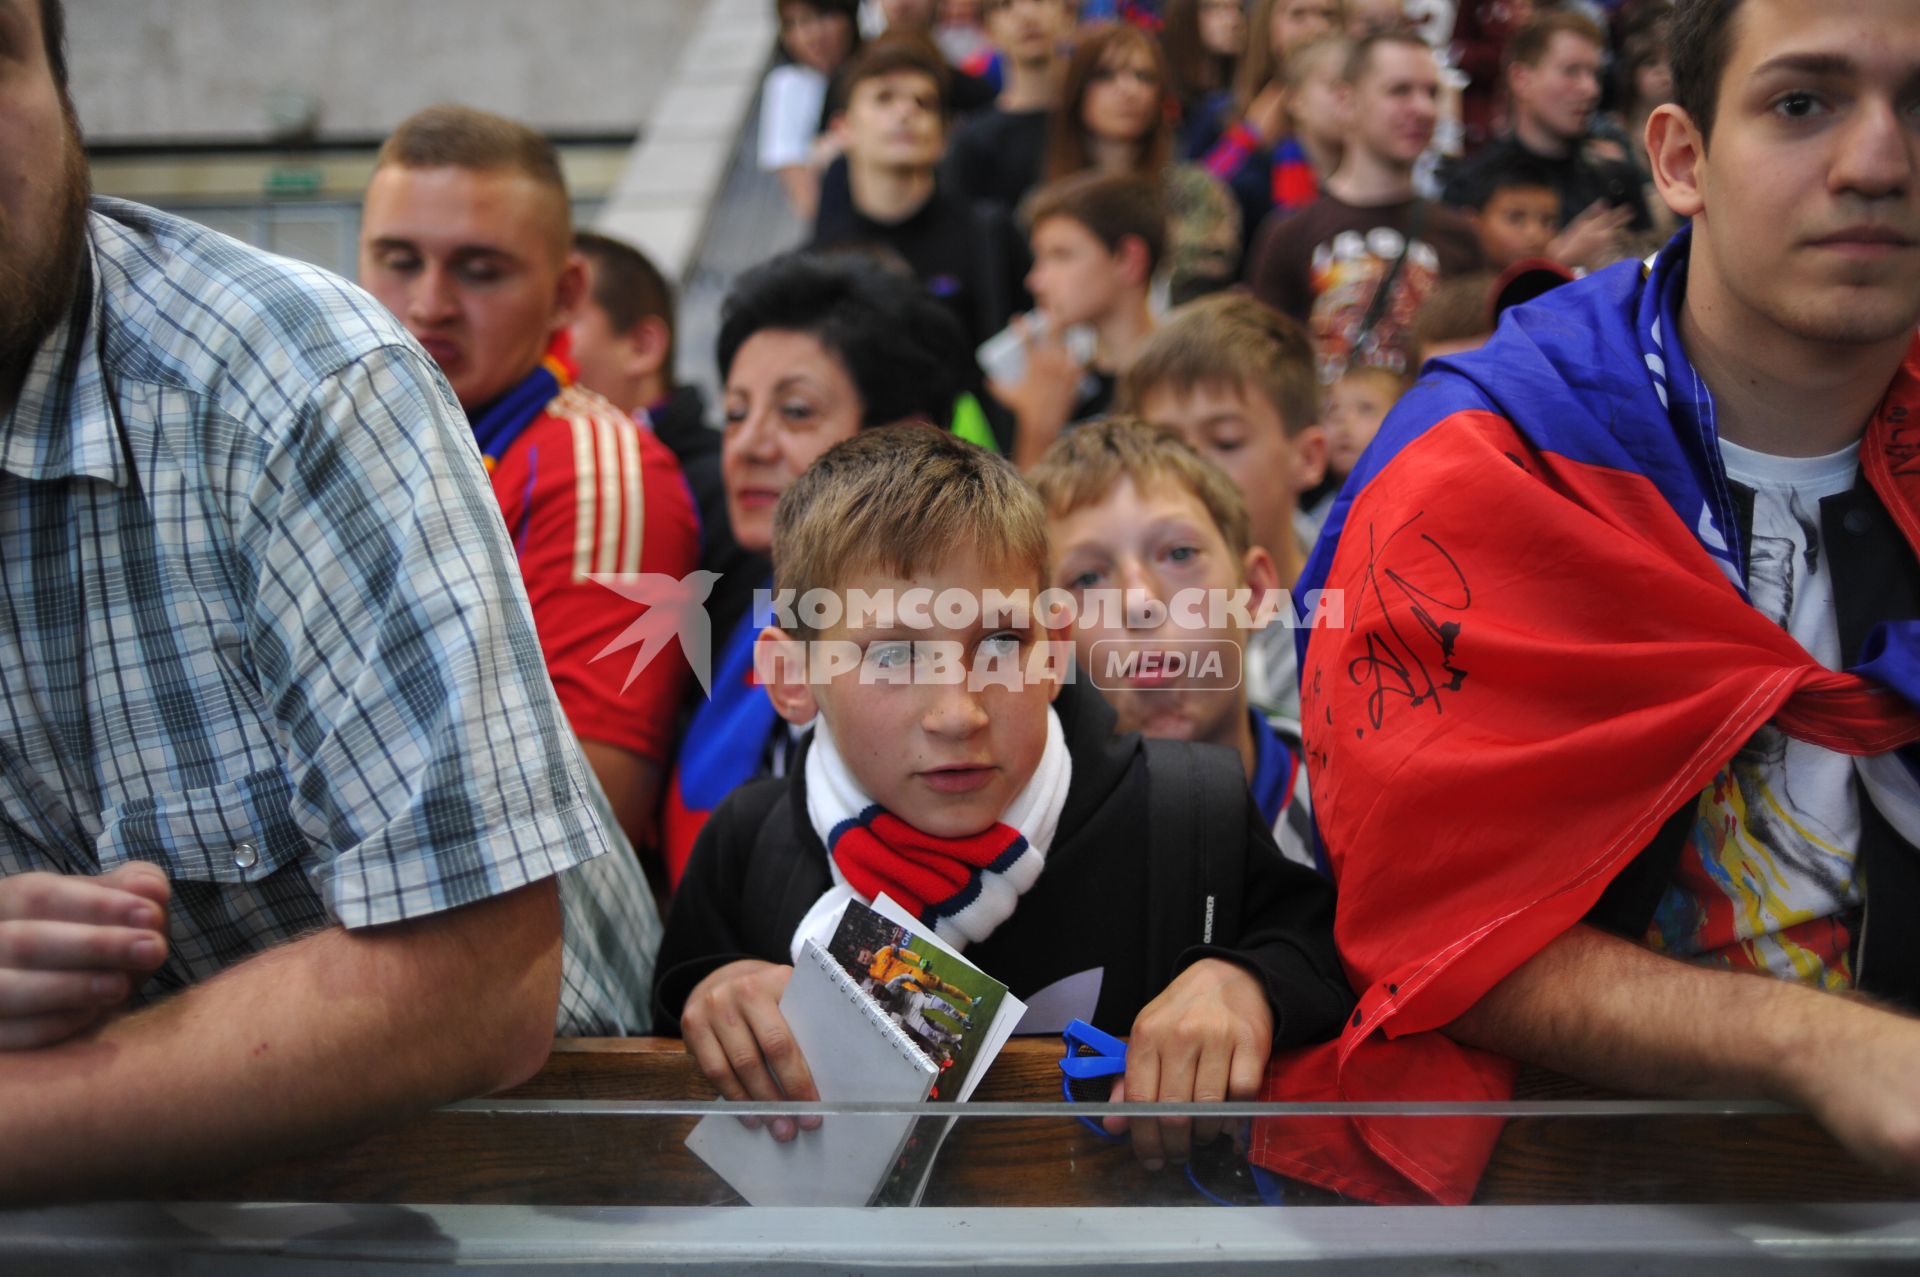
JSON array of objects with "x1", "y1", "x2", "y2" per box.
[
  {"x1": 1198, "y1": 0, "x2": 1248, "y2": 59},
  {"x1": 721, "y1": 329, "x2": 866, "y2": 553},
  {"x1": 1080, "y1": 47, "x2": 1164, "y2": 146},
  {"x1": 781, "y1": 3, "x2": 856, "y2": 75}
]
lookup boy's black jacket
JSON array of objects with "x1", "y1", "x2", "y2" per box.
[{"x1": 654, "y1": 678, "x2": 1354, "y2": 1044}]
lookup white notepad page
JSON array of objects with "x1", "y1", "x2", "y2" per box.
[{"x1": 684, "y1": 940, "x2": 939, "y2": 1206}]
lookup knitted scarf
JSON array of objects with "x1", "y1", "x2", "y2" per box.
[{"x1": 789, "y1": 707, "x2": 1072, "y2": 958}]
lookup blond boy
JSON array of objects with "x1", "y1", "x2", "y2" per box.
[
  {"x1": 654, "y1": 426, "x2": 1350, "y2": 1169},
  {"x1": 1121, "y1": 293, "x2": 1327, "y2": 718},
  {"x1": 1032, "y1": 418, "x2": 1319, "y2": 870}
]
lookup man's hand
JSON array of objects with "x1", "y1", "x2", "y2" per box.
[
  {"x1": 1547, "y1": 199, "x2": 1634, "y2": 272},
  {"x1": 1106, "y1": 958, "x2": 1274, "y2": 1169},
  {"x1": 1449, "y1": 923, "x2": 1920, "y2": 1189},
  {"x1": 1784, "y1": 997, "x2": 1920, "y2": 1181},
  {"x1": 681, "y1": 959, "x2": 820, "y2": 1142},
  {"x1": 0, "y1": 864, "x2": 170, "y2": 1051}
]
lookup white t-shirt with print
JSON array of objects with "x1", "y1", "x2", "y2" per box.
[{"x1": 1654, "y1": 438, "x2": 1864, "y2": 985}]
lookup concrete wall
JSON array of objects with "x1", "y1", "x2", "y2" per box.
[{"x1": 67, "y1": 1, "x2": 705, "y2": 144}]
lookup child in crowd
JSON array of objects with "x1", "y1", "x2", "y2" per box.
[
  {"x1": 1412, "y1": 269, "x2": 1498, "y2": 365},
  {"x1": 656, "y1": 425, "x2": 1351, "y2": 1167},
  {"x1": 1031, "y1": 418, "x2": 1320, "y2": 870},
  {"x1": 997, "y1": 172, "x2": 1165, "y2": 469},
  {"x1": 944, "y1": 0, "x2": 1076, "y2": 216},
  {"x1": 1468, "y1": 154, "x2": 1563, "y2": 273},
  {"x1": 1163, "y1": 0, "x2": 1247, "y2": 128},
  {"x1": 764, "y1": 0, "x2": 864, "y2": 221},
  {"x1": 659, "y1": 252, "x2": 974, "y2": 885},
  {"x1": 1120, "y1": 293, "x2": 1326, "y2": 718},
  {"x1": 1321, "y1": 361, "x2": 1411, "y2": 491},
  {"x1": 810, "y1": 35, "x2": 1028, "y2": 351},
  {"x1": 1186, "y1": 0, "x2": 1345, "y2": 157}
]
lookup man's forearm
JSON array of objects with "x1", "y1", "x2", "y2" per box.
[
  {"x1": 0, "y1": 879, "x2": 563, "y2": 1204},
  {"x1": 1445, "y1": 923, "x2": 1881, "y2": 1104}
]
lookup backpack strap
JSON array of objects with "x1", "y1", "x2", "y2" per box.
[
  {"x1": 737, "y1": 776, "x2": 828, "y2": 956},
  {"x1": 1142, "y1": 738, "x2": 1252, "y2": 982}
]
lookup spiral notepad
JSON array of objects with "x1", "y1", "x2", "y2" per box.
[
  {"x1": 685, "y1": 940, "x2": 940, "y2": 1206},
  {"x1": 807, "y1": 941, "x2": 941, "y2": 1073}
]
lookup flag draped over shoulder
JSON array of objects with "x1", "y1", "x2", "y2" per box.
[{"x1": 1252, "y1": 227, "x2": 1920, "y2": 1205}]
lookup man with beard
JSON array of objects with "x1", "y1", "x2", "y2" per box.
[
  {"x1": 1257, "y1": 0, "x2": 1920, "y2": 1208},
  {"x1": 0, "y1": 0, "x2": 660, "y2": 1202}
]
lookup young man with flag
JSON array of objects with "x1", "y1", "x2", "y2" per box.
[
  {"x1": 360, "y1": 107, "x2": 701, "y2": 861},
  {"x1": 1260, "y1": 0, "x2": 1920, "y2": 1204}
]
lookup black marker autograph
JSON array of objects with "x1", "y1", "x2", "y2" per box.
[{"x1": 1346, "y1": 511, "x2": 1472, "y2": 735}]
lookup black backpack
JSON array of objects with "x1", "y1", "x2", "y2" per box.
[{"x1": 1141, "y1": 738, "x2": 1254, "y2": 981}]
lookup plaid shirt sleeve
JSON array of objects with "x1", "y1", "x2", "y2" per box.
[{"x1": 240, "y1": 342, "x2": 611, "y2": 929}]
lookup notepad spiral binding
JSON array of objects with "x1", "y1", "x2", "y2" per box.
[{"x1": 804, "y1": 941, "x2": 940, "y2": 1076}]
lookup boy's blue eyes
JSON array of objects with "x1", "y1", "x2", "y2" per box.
[
  {"x1": 867, "y1": 641, "x2": 914, "y2": 670},
  {"x1": 1066, "y1": 547, "x2": 1201, "y2": 588},
  {"x1": 863, "y1": 635, "x2": 1023, "y2": 670}
]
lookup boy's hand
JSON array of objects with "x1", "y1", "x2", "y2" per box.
[
  {"x1": 680, "y1": 959, "x2": 821, "y2": 1141},
  {"x1": 1105, "y1": 958, "x2": 1273, "y2": 1169},
  {"x1": 996, "y1": 316, "x2": 1089, "y2": 471},
  {"x1": 1547, "y1": 199, "x2": 1634, "y2": 272},
  {"x1": 1243, "y1": 83, "x2": 1289, "y2": 146},
  {"x1": 0, "y1": 863, "x2": 171, "y2": 1050}
]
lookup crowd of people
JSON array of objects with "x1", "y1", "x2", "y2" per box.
[{"x1": 2, "y1": 0, "x2": 1919, "y2": 1214}]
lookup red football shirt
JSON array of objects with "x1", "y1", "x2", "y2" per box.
[{"x1": 488, "y1": 383, "x2": 700, "y2": 763}]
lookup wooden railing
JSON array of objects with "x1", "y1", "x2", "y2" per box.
[{"x1": 178, "y1": 1038, "x2": 1913, "y2": 1207}]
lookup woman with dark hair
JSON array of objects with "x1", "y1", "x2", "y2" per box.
[
  {"x1": 1162, "y1": 0, "x2": 1246, "y2": 128},
  {"x1": 1046, "y1": 21, "x2": 1241, "y2": 301},
  {"x1": 715, "y1": 251, "x2": 975, "y2": 538},
  {"x1": 660, "y1": 251, "x2": 976, "y2": 887}
]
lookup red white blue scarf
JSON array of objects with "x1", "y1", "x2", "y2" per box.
[{"x1": 789, "y1": 708, "x2": 1072, "y2": 957}]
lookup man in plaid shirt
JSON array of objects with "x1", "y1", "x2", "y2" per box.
[{"x1": 0, "y1": 0, "x2": 659, "y2": 1201}]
